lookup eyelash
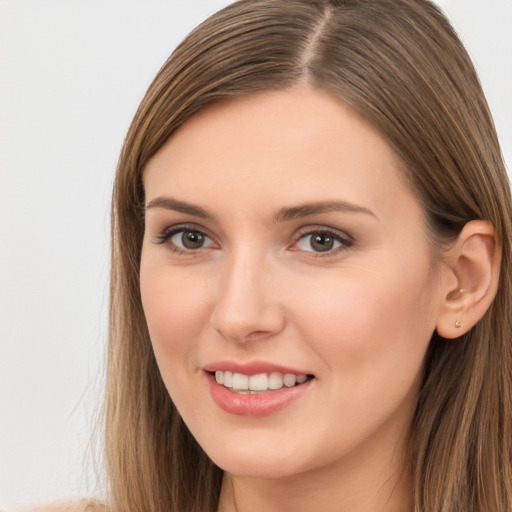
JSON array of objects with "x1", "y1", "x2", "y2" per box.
[
  {"x1": 154, "y1": 224, "x2": 214, "y2": 254},
  {"x1": 291, "y1": 227, "x2": 354, "y2": 256},
  {"x1": 153, "y1": 224, "x2": 354, "y2": 256}
]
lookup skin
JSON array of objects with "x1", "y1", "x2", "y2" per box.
[{"x1": 140, "y1": 86, "x2": 452, "y2": 512}]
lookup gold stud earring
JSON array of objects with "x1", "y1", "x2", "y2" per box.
[{"x1": 455, "y1": 320, "x2": 462, "y2": 328}]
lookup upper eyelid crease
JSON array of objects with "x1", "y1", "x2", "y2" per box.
[
  {"x1": 153, "y1": 225, "x2": 353, "y2": 257},
  {"x1": 294, "y1": 228, "x2": 354, "y2": 249},
  {"x1": 156, "y1": 224, "x2": 211, "y2": 241},
  {"x1": 145, "y1": 196, "x2": 376, "y2": 222}
]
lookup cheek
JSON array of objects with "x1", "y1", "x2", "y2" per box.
[
  {"x1": 282, "y1": 263, "x2": 437, "y2": 451},
  {"x1": 139, "y1": 262, "x2": 209, "y2": 370},
  {"x1": 287, "y1": 260, "x2": 437, "y2": 373}
]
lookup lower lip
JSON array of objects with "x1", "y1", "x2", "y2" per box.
[{"x1": 205, "y1": 372, "x2": 313, "y2": 417}]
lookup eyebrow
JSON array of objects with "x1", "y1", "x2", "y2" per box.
[
  {"x1": 145, "y1": 196, "x2": 376, "y2": 221},
  {"x1": 145, "y1": 196, "x2": 214, "y2": 218},
  {"x1": 274, "y1": 201, "x2": 376, "y2": 222}
]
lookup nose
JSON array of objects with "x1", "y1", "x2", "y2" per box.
[{"x1": 209, "y1": 250, "x2": 286, "y2": 343}]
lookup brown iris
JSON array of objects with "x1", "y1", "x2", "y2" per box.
[
  {"x1": 181, "y1": 230, "x2": 205, "y2": 249},
  {"x1": 310, "y1": 233, "x2": 335, "y2": 252}
]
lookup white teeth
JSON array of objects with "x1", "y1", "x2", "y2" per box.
[
  {"x1": 213, "y1": 370, "x2": 309, "y2": 392},
  {"x1": 268, "y1": 372, "x2": 283, "y2": 390},
  {"x1": 223, "y1": 371, "x2": 233, "y2": 388},
  {"x1": 283, "y1": 373, "x2": 297, "y2": 387},
  {"x1": 231, "y1": 373, "x2": 249, "y2": 390},
  {"x1": 248, "y1": 373, "x2": 269, "y2": 391}
]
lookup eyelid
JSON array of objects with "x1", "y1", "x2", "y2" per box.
[
  {"x1": 152, "y1": 222, "x2": 353, "y2": 256},
  {"x1": 153, "y1": 223, "x2": 217, "y2": 250},
  {"x1": 290, "y1": 226, "x2": 354, "y2": 255}
]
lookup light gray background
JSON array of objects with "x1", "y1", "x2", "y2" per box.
[{"x1": 0, "y1": 1, "x2": 510, "y2": 509}]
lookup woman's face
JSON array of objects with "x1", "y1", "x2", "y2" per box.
[{"x1": 140, "y1": 87, "x2": 445, "y2": 480}]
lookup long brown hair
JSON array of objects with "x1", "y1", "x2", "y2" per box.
[{"x1": 106, "y1": 1, "x2": 512, "y2": 511}]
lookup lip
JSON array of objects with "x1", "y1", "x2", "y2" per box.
[
  {"x1": 203, "y1": 360, "x2": 310, "y2": 376},
  {"x1": 203, "y1": 361, "x2": 314, "y2": 417}
]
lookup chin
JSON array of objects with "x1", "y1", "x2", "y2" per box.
[
  {"x1": 213, "y1": 455, "x2": 302, "y2": 479},
  {"x1": 198, "y1": 434, "x2": 320, "y2": 480}
]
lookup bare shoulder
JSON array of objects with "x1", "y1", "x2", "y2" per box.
[{"x1": 23, "y1": 500, "x2": 108, "y2": 512}]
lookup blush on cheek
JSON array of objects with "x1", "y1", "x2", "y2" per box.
[
  {"x1": 141, "y1": 272, "x2": 205, "y2": 350},
  {"x1": 297, "y1": 283, "x2": 383, "y2": 361},
  {"x1": 300, "y1": 270, "x2": 431, "y2": 367}
]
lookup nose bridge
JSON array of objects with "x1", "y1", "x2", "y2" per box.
[{"x1": 210, "y1": 243, "x2": 284, "y2": 342}]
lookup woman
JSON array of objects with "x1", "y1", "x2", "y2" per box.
[{"x1": 102, "y1": 0, "x2": 512, "y2": 511}]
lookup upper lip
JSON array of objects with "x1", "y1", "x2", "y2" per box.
[{"x1": 203, "y1": 360, "x2": 312, "y2": 376}]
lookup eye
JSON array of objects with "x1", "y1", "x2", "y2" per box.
[
  {"x1": 156, "y1": 226, "x2": 216, "y2": 252},
  {"x1": 172, "y1": 229, "x2": 210, "y2": 250},
  {"x1": 293, "y1": 229, "x2": 353, "y2": 254}
]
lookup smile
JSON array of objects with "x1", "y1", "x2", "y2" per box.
[
  {"x1": 214, "y1": 370, "x2": 309, "y2": 393},
  {"x1": 204, "y1": 365, "x2": 315, "y2": 416}
]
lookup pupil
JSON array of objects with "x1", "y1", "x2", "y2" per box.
[
  {"x1": 311, "y1": 233, "x2": 334, "y2": 252},
  {"x1": 182, "y1": 230, "x2": 204, "y2": 249}
]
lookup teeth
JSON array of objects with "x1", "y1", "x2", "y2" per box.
[
  {"x1": 231, "y1": 373, "x2": 249, "y2": 390},
  {"x1": 296, "y1": 374, "x2": 307, "y2": 384},
  {"x1": 248, "y1": 373, "x2": 268, "y2": 391},
  {"x1": 214, "y1": 371, "x2": 309, "y2": 392},
  {"x1": 223, "y1": 371, "x2": 233, "y2": 388},
  {"x1": 268, "y1": 372, "x2": 283, "y2": 390},
  {"x1": 283, "y1": 373, "x2": 297, "y2": 387}
]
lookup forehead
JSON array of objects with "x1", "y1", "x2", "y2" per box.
[{"x1": 143, "y1": 86, "x2": 413, "y2": 220}]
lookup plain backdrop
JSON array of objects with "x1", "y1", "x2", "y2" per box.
[{"x1": 0, "y1": 1, "x2": 510, "y2": 509}]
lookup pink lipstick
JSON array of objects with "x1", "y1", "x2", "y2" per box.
[{"x1": 204, "y1": 360, "x2": 314, "y2": 417}]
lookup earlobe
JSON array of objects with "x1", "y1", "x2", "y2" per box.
[{"x1": 436, "y1": 220, "x2": 501, "y2": 339}]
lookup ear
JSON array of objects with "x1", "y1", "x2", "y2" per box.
[{"x1": 436, "y1": 220, "x2": 501, "y2": 339}]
